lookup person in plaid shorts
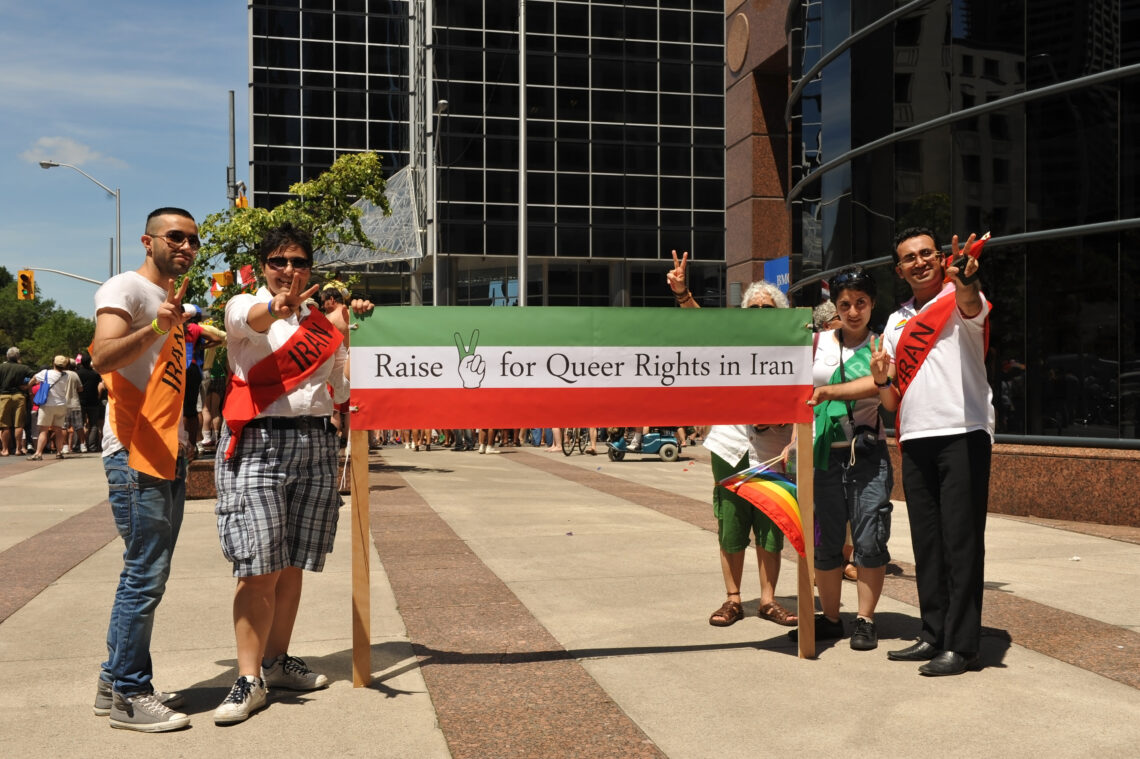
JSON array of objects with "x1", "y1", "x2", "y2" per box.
[{"x1": 212, "y1": 223, "x2": 373, "y2": 724}]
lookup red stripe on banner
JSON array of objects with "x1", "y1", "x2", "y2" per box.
[{"x1": 350, "y1": 386, "x2": 813, "y2": 430}]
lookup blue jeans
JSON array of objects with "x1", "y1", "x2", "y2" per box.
[{"x1": 100, "y1": 450, "x2": 186, "y2": 695}]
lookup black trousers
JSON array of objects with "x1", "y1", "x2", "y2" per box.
[{"x1": 900, "y1": 430, "x2": 991, "y2": 653}]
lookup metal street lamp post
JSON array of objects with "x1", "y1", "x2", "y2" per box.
[{"x1": 39, "y1": 160, "x2": 122, "y2": 274}]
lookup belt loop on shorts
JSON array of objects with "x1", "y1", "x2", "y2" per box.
[{"x1": 246, "y1": 416, "x2": 332, "y2": 432}]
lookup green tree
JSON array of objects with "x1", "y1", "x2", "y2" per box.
[
  {"x1": 186, "y1": 152, "x2": 390, "y2": 311},
  {"x1": 0, "y1": 266, "x2": 94, "y2": 368}
]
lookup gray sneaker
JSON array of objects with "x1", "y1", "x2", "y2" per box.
[
  {"x1": 262, "y1": 653, "x2": 329, "y2": 691},
  {"x1": 108, "y1": 691, "x2": 190, "y2": 732},
  {"x1": 93, "y1": 678, "x2": 184, "y2": 717}
]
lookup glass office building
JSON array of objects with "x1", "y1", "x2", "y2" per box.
[
  {"x1": 249, "y1": 1, "x2": 725, "y2": 307},
  {"x1": 786, "y1": 0, "x2": 1140, "y2": 443}
]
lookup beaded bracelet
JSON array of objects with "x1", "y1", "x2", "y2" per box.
[{"x1": 151, "y1": 318, "x2": 169, "y2": 336}]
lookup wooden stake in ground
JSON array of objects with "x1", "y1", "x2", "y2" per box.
[
  {"x1": 350, "y1": 428, "x2": 371, "y2": 686},
  {"x1": 795, "y1": 422, "x2": 817, "y2": 659}
]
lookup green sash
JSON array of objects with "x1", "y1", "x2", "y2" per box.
[{"x1": 813, "y1": 343, "x2": 872, "y2": 470}]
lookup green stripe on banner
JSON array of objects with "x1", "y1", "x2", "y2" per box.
[{"x1": 352, "y1": 306, "x2": 812, "y2": 348}]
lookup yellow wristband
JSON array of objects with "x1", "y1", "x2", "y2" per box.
[{"x1": 151, "y1": 318, "x2": 169, "y2": 336}]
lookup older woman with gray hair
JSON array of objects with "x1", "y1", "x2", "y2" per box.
[{"x1": 667, "y1": 250, "x2": 798, "y2": 628}]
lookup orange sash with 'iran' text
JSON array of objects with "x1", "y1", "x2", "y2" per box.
[{"x1": 104, "y1": 324, "x2": 187, "y2": 480}]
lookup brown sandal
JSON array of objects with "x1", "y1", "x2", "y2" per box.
[
  {"x1": 758, "y1": 601, "x2": 798, "y2": 627},
  {"x1": 709, "y1": 599, "x2": 744, "y2": 627}
]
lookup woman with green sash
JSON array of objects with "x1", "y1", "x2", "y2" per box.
[{"x1": 804, "y1": 266, "x2": 893, "y2": 651}]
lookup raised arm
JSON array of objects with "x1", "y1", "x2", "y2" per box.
[
  {"x1": 947, "y1": 233, "x2": 984, "y2": 319},
  {"x1": 91, "y1": 277, "x2": 189, "y2": 374}
]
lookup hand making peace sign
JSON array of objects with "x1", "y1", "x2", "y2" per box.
[
  {"x1": 667, "y1": 249, "x2": 688, "y2": 295},
  {"x1": 869, "y1": 334, "x2": 891, "y2": 386},
  {"x1": 154, "y1": 276, "x2": 192, "y2": 334},
  {"x1": 269, "y1": 276, "x2": 320, "y2": 321}
]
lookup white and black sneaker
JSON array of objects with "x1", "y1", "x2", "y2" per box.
[
  {"x1": 213, "y1": 675, "x2": 267, "y2": 725},
  {"x1": 262, "y1": 653, "x2": 329, "y2": 691},
  {"x1": 108, "y1": 690, "x2": 190, "y2": 732}
]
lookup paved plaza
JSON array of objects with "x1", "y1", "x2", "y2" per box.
[{"x1": 1, "y1": 443, "x2": 1138, "y2": 758}]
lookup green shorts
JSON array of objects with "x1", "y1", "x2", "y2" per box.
[{"x1": 712, "y1": 452, "x2": 784, "y2": 554}]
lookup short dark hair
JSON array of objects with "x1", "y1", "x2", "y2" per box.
[
  {"x1": 145, "y1": 207, "x2": 195, "y2": 233},
  {"x1": 828, "y1": 265, "x2": 877, "y2": 302},
  {"x1": 258, "y1": 222, "x2": 313, "y2": 264},
  {"x1": 321, "y1": 287, "x2": 344, "y2": 304},
  {"x1": 892, "y1": 226, "x2": 938, "y2": 263}
]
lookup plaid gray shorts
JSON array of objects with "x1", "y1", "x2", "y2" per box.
[{"x1": 214, "y1": 418, "x2": 342, "y2": 577}]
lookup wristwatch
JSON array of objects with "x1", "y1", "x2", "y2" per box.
[{"x1": 874, "y1": 376, "x2": 892, "y2": 388}]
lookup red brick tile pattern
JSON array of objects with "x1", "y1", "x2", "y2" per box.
[{"x1": 369, "y1": 458, "x2": 667, "y2": 759}]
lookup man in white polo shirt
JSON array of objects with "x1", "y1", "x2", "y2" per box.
[{"x1": 869, "y1": 226, "x2": 994, "y2": 677}]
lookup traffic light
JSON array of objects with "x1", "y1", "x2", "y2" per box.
[{"x1": 17, "y1": 270, "x2": 34, "y2": 301}]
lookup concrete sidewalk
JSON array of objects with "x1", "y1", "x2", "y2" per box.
[{"x1": 1, "y1": 446, "x2": 1138, "y2": 758}]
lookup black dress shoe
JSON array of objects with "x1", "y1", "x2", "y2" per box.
[
  {"x1": 918, "y1": 651, "x2": 979, "y2": 676},
  {"x1": 887, "y1": 640, "x2": 939, "y2": 661}
]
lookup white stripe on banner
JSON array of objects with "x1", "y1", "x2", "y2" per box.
[{"x1": 350, "y1": 345, "x2": 812, "y2": 390}]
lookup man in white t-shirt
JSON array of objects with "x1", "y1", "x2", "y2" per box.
[
  {"x1": 88, "y1": 207, "x2": 201, "y2": 731},
  {"x1": 870, "y1": 226, "x2": 994, "y2": 677}
]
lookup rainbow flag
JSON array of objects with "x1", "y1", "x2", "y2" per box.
[{"x1": 719, "y1": 463, "x2": 804, "y2": 557}]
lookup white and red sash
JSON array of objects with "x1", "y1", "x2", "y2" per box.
[
  {"x1": 223, "y1": 308, "x2": 344, "y2": 459},
  {"x1": 894, "y1": 285, "x2": 991, "y2": 439}
]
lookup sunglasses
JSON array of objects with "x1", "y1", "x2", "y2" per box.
[
  {"x1": 747, "y1": 303, "x2": 776, "y2": 308},
  {"x1": 151, "y1": 230, "x2": 201, "y2": 250},
  {"x1": 896, "y1": 248, "x2": 940, "y2": 267},
  {"x1": 830, "y1": 270, "x2": 871, "y2": 289},
  {"x1": 265, "y1": 256, "x2": 312, "y2": 271}
]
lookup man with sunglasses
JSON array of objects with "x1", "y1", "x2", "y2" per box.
[
  {"x1": 89, "y1": 207, "x2": 202, "y2": 731},
  {"x1": 870, "y1": 226, "x2": 994, "y2": 676}
]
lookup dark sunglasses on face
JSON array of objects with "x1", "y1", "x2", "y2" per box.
[
  {"x1": 151, "y1": 230, "x2": 201, "y2": 250},
  {"x1": 265, "y1": 256, "x2": 312, "y2": 271},
  {"x1": 747, "y1": 303, "x2": 776, "y2": 308}
]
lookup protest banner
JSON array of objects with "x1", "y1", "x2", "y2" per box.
[{"x1": 346, "y1": 307, "x2": 820, "y2": 681}]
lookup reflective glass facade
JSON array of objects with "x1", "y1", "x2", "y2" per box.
[
  {"x1": 788, "y1": 0, "x2": 1140, "y2": 442},
  {"x1": 249, "y1": 1, "x2": 725, "y2": 306}
]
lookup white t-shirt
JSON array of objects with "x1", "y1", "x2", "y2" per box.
[
  {"x1": 225, "y1": 286, "x2": 348, "y2": 418},
  {"x1": 32, "y1": 368, "x2": 70, "y2": 408},
  {"x1": 883, "y1": 284, "x2": 995, "y2": 442},
  {"x1": 703, "y1": 424, "x2": 793, "y2": 467},
  {"x1": 811, "y1": 329, "x2": 883, "y2": 443},
  {"x1": 93, "y1": 271, "x2": 183, "y2": 457}
]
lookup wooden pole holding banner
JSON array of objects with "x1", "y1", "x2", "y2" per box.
[
  {"x1": 795, "y1": 422, "x2": 816, "y2": 658},
  {"x1": 350, "y1": 428, "x2": 371, "y2": 686}
]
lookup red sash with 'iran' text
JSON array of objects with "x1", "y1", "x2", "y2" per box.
[{"x1": 223, "y1": 308, "x2": 344, "y2": 459}]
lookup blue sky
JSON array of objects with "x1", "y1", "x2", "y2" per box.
[{"x1": 0, "y1": 0, "x2": 249, "y2": 317}]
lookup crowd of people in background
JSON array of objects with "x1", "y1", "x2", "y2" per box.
[{"x1": 0, "y1": 348, "x2": 106, "y2": 459}]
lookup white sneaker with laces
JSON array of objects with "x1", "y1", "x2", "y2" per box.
[
  {"x1": 213, "y1": 675, "x2": 267, "y2": 724},
  {"x1": 262, "y1": 653, "x2": 329, "y2": 691}
]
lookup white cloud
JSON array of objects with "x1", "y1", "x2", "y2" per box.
[{"x1": 18, "y1": 136, "x2": 127, "y2": 169}]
